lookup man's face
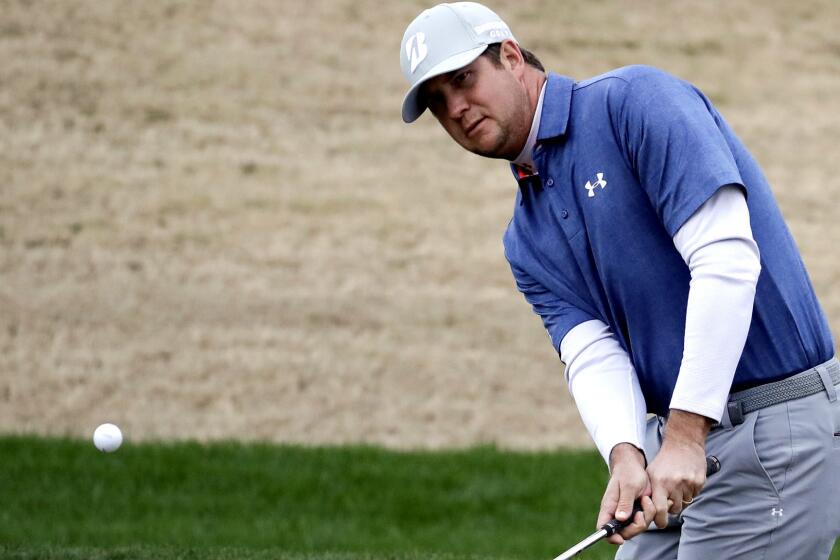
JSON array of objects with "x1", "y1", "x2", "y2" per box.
[{"x1": 420, "y1": 46, "x2": 531, "y2": 160}]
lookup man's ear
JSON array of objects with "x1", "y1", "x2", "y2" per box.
[{"x1": 499, "y1": 40, "x2": 525, "y2": 74}]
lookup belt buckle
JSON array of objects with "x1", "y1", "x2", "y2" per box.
[{"x1": 727, "y1": 400, "x2": 745, "y2": 426}]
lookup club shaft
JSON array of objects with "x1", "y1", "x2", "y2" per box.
[{"x1": 553, "y1": 529, "x2": 608, "y2": 560}]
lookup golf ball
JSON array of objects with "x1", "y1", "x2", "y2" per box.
[{"x1": 93, "y1": 423, "x2": 123, "y2": 453}]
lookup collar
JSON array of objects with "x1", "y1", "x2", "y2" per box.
[
  {"x1": 508, "y1": 73, "x2": 574, "y2": 199},
  {"x1": 536, "y1": 72, "x2": 574, "y2": 142},
  {"x1": 511, "y1": 81, "x2": 547, "y2": 170}
]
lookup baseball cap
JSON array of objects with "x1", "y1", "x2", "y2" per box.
[{"x1": 400, "y1": 2, "x2": 516, "y2": 123}]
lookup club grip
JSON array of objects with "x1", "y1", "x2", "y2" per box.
[
  {"x1": 601, "y1": 455, "x2": 721, "y2": 537},
  {"x1": 602, "y1": 503, "x2": 644, "y2": 537}
]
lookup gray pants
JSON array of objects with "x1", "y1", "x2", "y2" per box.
[{"x1": 616, "y1": 369, "x2": 840, "y2": 559}]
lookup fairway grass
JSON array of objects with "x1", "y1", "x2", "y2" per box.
[
  {"x1": 0, "y1": 548, "x2": 490, "y2": 560},
  {"x1": 1, "y1": 436, "x2": 608, "y2": 559},
  {"x1": 2, "y1": 436, "x2": 838, "y2": 560}
]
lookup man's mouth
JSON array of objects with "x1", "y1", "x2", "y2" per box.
[{"x1": 464, "y1": 117, "x2": 486, "y2": 137}]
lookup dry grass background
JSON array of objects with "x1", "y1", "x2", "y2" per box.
[{"x1": 1, "y1": 0, "x2": 838, "y2": 449}]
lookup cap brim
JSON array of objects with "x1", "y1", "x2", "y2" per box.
[{"x1": 401, "y1": 45, "x2": 488, "y2": 123}]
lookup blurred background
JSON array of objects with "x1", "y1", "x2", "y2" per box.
[{"x1": 2, "y1": 0, "x2": 839, "y2": 451}]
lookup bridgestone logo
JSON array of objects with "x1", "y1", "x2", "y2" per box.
[{"x1": 406, "y1": 32, "x2": 428, "y2": 74}]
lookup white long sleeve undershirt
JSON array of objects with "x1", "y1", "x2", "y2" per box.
[{"x1": 560, "y1": 185, "x2": 761, "y2": 464}]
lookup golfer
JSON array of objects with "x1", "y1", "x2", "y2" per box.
[{"x1": 399, "y1": 3, "x2": 840, "y2": 558}]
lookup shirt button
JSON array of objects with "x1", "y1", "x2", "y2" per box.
[
  {"x1": 546, "y1": 178, "x2": 555, "y2": 187},
  {"x1": 561, "y1": 209, "x2": 569, "y2": 219}
]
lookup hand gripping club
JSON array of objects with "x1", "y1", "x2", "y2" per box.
[{"x1": 553, "y1": 456, "x2": 721, "y2": 560}]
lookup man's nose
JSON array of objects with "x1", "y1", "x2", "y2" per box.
[{"x1": 446, "y1": 92, "x2": 469, "y2": 120}]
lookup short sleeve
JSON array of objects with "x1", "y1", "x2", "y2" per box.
[
  {"x1": 619, "y1": 68, "x2": 744, "y2": 237},
  {"x1": 508, "y1": 260, "x2": 596, "y2": 354}
]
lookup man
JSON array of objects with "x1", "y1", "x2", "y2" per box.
[{"x1": 399, "y1": 3, "x2": 840, "y2": 559}]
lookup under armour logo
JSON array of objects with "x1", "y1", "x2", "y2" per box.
[
  {"x1": 771, "y1": 508, "x2": 784, "y2": 517},
  {"x1": 584, "y1": 173, "x2": 607, "y2": 198},
  {"x1": 406, "y1": 32, "x2": 428, "y2": 73}
]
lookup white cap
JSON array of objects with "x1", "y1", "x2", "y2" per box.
[{"x1": 400, "y1": 2, "x2": 516, "y2": 123}]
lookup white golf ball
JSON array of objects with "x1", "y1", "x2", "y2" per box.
[{"x1": 93, "y1": 423, "x2": 123, "y2": 453}]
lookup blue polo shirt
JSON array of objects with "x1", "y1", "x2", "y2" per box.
[{"x1": 503, "y1": 65, "x2": 834, "y2": 416}]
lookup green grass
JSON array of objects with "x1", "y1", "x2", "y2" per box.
[
  {"x1": 1, "y1": 436, "x2": 838, "y2": 560},
  {"x1": 0, "y1": 550, "x2": 479, "y2": 560},
  {"x1": 0, "y1": 436, "x2": 607, "y2": 559}
]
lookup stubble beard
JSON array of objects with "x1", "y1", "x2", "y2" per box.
[
  {"x1": 470, "y1": 121, "x2": 511, "y2": 159},
  {"x1": 468, "y1": 87, "x2": 530, "y2": 161}
]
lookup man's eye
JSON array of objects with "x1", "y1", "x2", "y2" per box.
[
  {"x1": 427, "y1": 93, "x2": 443, "y2": 110},
  {"x1": 455, "y1": 71, "x2": 472, "y2": 85}
]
